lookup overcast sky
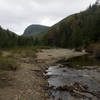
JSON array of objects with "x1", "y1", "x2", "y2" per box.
[{"x1": 0, "y1": 0, "x2": 96, "y2": 35}]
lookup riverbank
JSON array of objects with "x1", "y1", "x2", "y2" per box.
[
  {"x1": 36, "y1": 49, "x2": 86, "y2": 64},
  {"x1": 0, "y1": 48, "x2": 86, "y2": 100}
]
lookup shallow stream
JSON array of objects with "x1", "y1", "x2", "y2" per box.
[{"x1": 46, "y1": 55, "x2": 100, "y2": 100}]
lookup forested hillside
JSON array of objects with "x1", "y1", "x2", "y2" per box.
[
  {"x1": 0, "y1": 26, "x2": 18, "y2": 48},
  {"x1": 0, "y1": 26, "x2": 39, "y2": 48},
  {"x1": 23, "y1": 25, "x2": 49, "y2": 36},
  {"x1": 40, "y1": 1, "x2": 100, "y2": 48},
  {"x1": 0, "y1": 0, "x2": 100, "y2": 49}
]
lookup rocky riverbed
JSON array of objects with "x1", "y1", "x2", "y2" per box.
[
  {"x1": 45, "y1": 54, "x2": 100, "y2": 100},
  {"x1": 0, "y1": 49, "x2": 89, "y2": 100}
]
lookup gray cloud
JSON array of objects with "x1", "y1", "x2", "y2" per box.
[{"x1": 0, "y1": 0, "x2": 96, "y2": 35}]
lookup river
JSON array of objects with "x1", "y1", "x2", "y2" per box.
[{"x1": 45, "y1": 55, "x2": 100, "y2": 100}]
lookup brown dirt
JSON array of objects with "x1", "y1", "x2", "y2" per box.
[{"x1": 0, "y1": 49, "x2": 85, "y2": 100}]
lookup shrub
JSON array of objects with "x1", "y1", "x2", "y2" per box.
[
  {"x1": 86, "y1": 43, "x2": 100, "y2": 58},
  {"x1": 0, "y1": 50, "x2": 2, "y2": 56},
  {"x1": 94, "y1": 45, "x2": 100, "y2": 58}
]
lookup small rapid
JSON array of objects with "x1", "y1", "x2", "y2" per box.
[{"x1": 45, "y1": 55, "x2": 100, "y2": 100}]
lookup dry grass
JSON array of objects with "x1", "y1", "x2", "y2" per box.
[
  {"x1": 0, "y1": 56, "x2": 18, "y2": 71},
  {"x1": 7, "y1": 46, "x2": 52, "y2": 59},
  {"x1": 0, "y1": 53, "x2": 18, "y2": 88},
  {"x1": 0, "y1": 72, "x2": 13, "y2": 88}
]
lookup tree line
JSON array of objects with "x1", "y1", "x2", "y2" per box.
[
  {"x1": 40, "y1": 1, "x2": 100, "y2": 48},
  {"x1": 0, "y1": 0, "x2": 100, "y2": 49},
  {"x1": 0, "y1": 26, "x2": 40, "y2": 48}
]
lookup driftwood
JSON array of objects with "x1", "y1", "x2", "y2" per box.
[{"x1": 57, "y1": 82, "x2": 100, "y2": 98}]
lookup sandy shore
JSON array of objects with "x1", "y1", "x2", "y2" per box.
[
  {"x1": 0, "y1": 49, "x2": 86, "y2": 100},
  {"x1": 36, "y1": 49, "x2": 86, "y2": 64}
]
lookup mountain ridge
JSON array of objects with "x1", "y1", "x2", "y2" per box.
[
  {"x1": 40, "y1": 2, "x2": 100, "y2": 48},
  {"x1": 23, "y1": 24, "x2": 49, "y2": 36}
]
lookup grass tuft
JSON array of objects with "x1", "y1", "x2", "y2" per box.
[{"x1": 0, "y1": 56, "x2": 18, "y2": 71}]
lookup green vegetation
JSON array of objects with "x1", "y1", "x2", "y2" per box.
[
  {"x1": 0, "y1": 50, "x2": 19, "y2": 71},
  {"x1": 0, "y1": 56, "x2": 18, "y2": 71},
  {"x1": 0, "y1": 51, "x2": 2, "y2": 56},
  {"x1": 23, "y1": 25, "x2": 49, "y2": 36},
  {"x1": 11, "y1": 47, "x2": 37, "y2": 58},
  {"x1": 40, "y1": 1, "x2": 100, "y2": 48},
  {"x1": 3, "y1": 46, "x2": 52, "y2": 60},
  {"x1": 0, "y1": 26, "x2": 18, "y2": 48},
  {"x1": 86, "y1": 43, "x2": 100, "y2": 58},
  {"x1": 0, "y1": 52, "x2": 19, "y2": 88},
  {"x1": 0, "y1": 0, "x2": 100, "y2": 50},
  {"x1": 0, "y1": 26, "x2": 41, "y2": 48},
  {"x1": 58, "y1": 55, "x2": 100, "y2": 69}
]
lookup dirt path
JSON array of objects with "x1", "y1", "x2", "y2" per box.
[{"x1": 0, "y1": 49, "x2": 85, "y2": 100}]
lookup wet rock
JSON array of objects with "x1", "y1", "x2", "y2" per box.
[
  {"x1": 57, "y1": 82, "x2": 88, "y2": 92},
  {"x1": 55, "y1": 82, "x2": 100, "y2": 99},
  {"x1": 43, "y1": 75, "x2": 50, "y2": 79},
  {"x1": 46, "y1": 62, "x2": 100, "y2": 100}
]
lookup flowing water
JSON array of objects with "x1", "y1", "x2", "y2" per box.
[{"x1": 45, "y1": 55, "x2": 100, "y2": 100}]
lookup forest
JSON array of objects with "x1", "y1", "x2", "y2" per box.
[
  {"x1": 0, "y1": 1, "x2": 100, "y2": 49},
  {"x1": 40, "y1": 1, "x2": 100, "y2": 48}
]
